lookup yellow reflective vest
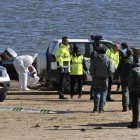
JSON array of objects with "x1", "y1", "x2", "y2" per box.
[
  {"x1": 56, "y1": 43, "x2": 70, "y2": 71},
  {"x1": 106, "y1": 48, "x2": 119, "y2": 69},
  {"x1": 70, "y1": 55, "x2": 84, "y2": 75}
]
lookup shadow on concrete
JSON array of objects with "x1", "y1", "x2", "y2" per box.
[
  {"x1": 44, "y1": 122, "x2": 129, "y2": 131},
  {"x1": 5, "y1": 98, "x2": 93, "y2": 103},
  {"x1": 79, "y1": 121, "x2": 130, "y2": 128}
]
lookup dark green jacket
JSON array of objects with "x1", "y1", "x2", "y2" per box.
[
  {"x1": 128, "y1": 64, "x2": 140, "y2": 92},
  {"x1": 118, "y1": 55, "x2": 133, "y2": 81}
]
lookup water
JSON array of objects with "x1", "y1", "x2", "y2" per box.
[{"x1": 0, "y1": 0, "x2": 140, "y2": 55}]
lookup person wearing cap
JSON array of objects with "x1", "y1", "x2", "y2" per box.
[
  {"x1": 55, "y1": 36, "x2": 70, "y2": 99},
  {"x1": 117, "y1": 48, "x2": 133, "y2": 112},
  {"x1": 13, "y1": 54, "x2": 37, "y2": 91},
  {"x1": 106, "y1": 43, "x2": 120, "y2": 101},
  {"x1": 127, "y1": 48, "x2": 140, "y2": 128},
  {"x1": 70, "y1": 47, "x2": 88, "y2": 99}
]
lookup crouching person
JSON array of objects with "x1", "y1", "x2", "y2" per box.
[
  {"x1": 70, "y1": 47, "x2": 88, "y2": 99},
  {"x1": 90, "y1": 47, "x2": 114, "y2": 113},
  {"x1": 13, "y1": 54, "x2": 37, "y2": 91}
]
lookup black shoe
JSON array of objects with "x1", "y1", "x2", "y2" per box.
[
  {"x1": 78, "y1": 94, "x2": 82, "y2": 99},
  {"x1": 106, "y1": 97, "x2": 114, "y2": 102},
  {"x1": 93, "y1": 109, "x2": 99, "y2": 113},
  {"x1": 70, "y1": 95, "x2": 74, "y2": 99},
  {"x1": 127, "y1": 124, "x2": 139, "y2": 129},
  {"x1": 129, "y1": 106, "x2": 132, "y2": 110},
  {"x1": 59, "y1": 96, "x2": 68, "y2": 99},
  {"x1": 122, "y1": 108, "x2": 128, "y2": 112},
  {"x1": 99, "y1": 109, "x2": 104, "y2": 113},
  {"x1": 90, "y1": 95, "x2": 94, "y2": 100}
]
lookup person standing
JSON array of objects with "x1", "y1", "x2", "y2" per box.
[
  {"x1": 55, "y1": 36, "x2": 70, "y2": 99},
  {"x1": 118, "y1": 49, "x2": 133, "y2": 112},
  {"x1": 90, "y1": 47, "x2": 114, "y2": 113},
  {"x1": 13, "y1": 55, "x2": 36, "y2": 91},
  {"x1": 90, "y1": 39, "x2": 102, "y2": 100},
  {"x1": 116, "y1": 42, "x2": 130, "y2": 91},
  {"x1": 106, "y1": 44, "x2": 120, "y2": 101},
  {"x1": 127, "y1": 48, "x2": 140, "y2": 129},
  {"x1": 70, "y1": 47, "x2": 88, "y2": 99}
]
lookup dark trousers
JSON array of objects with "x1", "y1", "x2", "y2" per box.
[
  {"x1": 131, "y1": 91, "x2": 140, "y2": 126},
  {"x1": 121, "y1": 81, "x2": 129, "y2": 110},
  {"x1": 107, "y1": 77, "x2": 113, "y2": 99},
  {"x1": 70, "y1": 75, "x2": 83, "y2": 96},
  {"x1": 58, "y1": 73, "x2": 66, "y2": 97}
]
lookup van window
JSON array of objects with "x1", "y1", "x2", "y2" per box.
[{"x1": 48, "y1": 41, "x2": 58, "y2": 54}]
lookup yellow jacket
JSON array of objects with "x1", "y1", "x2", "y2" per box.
[
  {"x1": 56, "y1": 43, "x2": 70, "y2": 70},
  {"x1": 106, "y1": 48, "x2": 119, "y2": 69},
  {"x1": 70, "y1": 55, "x2": 84, "y2": 75}
]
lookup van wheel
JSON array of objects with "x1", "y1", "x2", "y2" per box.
[
  {"x1": 0, "y1": 92, "x2": 7, "y2": 102},
  {"x1": 63, "y1": 74, "x2": 78, "y2": 94}
]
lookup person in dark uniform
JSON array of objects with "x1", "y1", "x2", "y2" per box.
[
  {"x1": 106, "y1": 44, "x2": 120, "y2": 101},
  {"x1": 117, "y1": 49, "x2": 133, "y2": 112},
  {"x1": 70, "y1": 47, "x2": 88, "y2": 99},
  {"x1": 127, "y1": 48, "x2": 140, "y2": 129},
  {"x1": 116, "y1": 42, "x2": 130, "y2": 91}
]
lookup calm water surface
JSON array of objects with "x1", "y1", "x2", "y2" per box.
[{"x1": 0, "y1": 0, "x2": 140, "y2": 55}]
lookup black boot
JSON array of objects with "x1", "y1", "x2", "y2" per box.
[
  {"x1": 90, "y1": 95, "x2": 94, "y2": 100},
  {"x1": 78, "y1": 94, "x2": 82, "y2": 98},
  {"x1": 127, "y1": 123, "x2": 139, "y2": 129},
  {"x1": 59, "y1": 96, "x2": 68, "y2": 99},
  {"x1": 106, "y1": 96, "x2": 114, "y2": 102}
]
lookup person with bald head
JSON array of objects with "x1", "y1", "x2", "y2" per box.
[{"x1": 106, "y1": 43, "x2": 120, "y2": 101}]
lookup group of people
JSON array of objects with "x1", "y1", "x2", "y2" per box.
[
  {"x1": 14, "y1": 36, "x2": 140, "y2": 129},
  {"x1": 56, "y1": 36, "x2": 140, "y2": 129},
  {"x1": 55, "y1": 36, "x2": 88, "y2": 99}
]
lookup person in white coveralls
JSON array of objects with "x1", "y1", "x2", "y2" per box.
[{"x1": 13, "y1": 54, "x2": 37, "y2": 91}]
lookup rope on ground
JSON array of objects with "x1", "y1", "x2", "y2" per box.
[{"x1": 0, "y1": 107, "x2": 68, "y2": 114}]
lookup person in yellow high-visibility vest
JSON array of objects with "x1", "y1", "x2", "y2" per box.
[
  {"x1": 106, "y1": 44, "x2": 120, "y2": 101},
  {"x1": 70, "y1": 47, "x2": 88, "y2": 99},
  {"x1": 56, "y1": 36, "x2": 70, "y2": 99}
]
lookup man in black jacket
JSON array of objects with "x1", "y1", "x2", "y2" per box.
[
  {"x1": 117, "y1": 49, "x2": 133, "y2": 112},
  {"x1": 127, "y1": 48, "x2": 140, "y2": 129}
]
